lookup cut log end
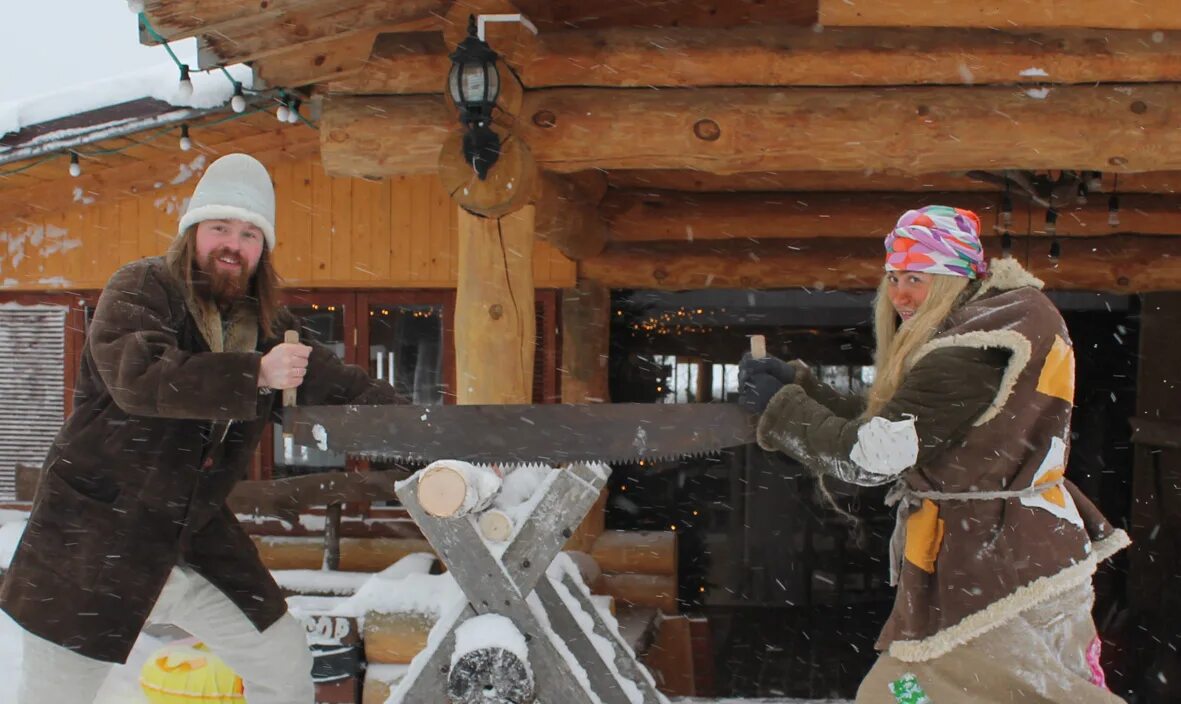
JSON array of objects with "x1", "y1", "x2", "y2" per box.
[
  {"x1": 447, "y1": 647, "x2": 535, "y2": 704},
  {"x1": 417, "y1": 465, "x2": 468, "y2": 517},
  {"x1": 478, "y1": 509, "x2": 515, "y2": 542}
]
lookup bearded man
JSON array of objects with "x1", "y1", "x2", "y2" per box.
[{"x1": 1, "y1": 153, "x2": 400, "y2": 703}]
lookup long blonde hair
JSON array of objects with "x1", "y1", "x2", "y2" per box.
[{"x1": 864, "y1": 274, "x2": 973, "y2": 416}]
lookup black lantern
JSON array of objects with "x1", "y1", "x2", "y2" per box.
[{"x1": 448, "y1": 15, "x2": 502, "y2": 179}]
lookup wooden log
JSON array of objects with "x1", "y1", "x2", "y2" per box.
[
  {"x1": 640, "y1": 614, "x2": 697, "y2": 697},
  {"x1": 454, "y1": 207, "x2": 537, "y2": 404},
  {"x1": 591, "y1": 531, "x2": 678, "y2": 576},
  {"x1": 320, "y1": 84, "x2": 1181, "y2": 177},
  {"x1": 607, "y1": 191, "x2": 1181, "y2": 241},
  {"x1": 533, "y1": 171, "x2": 609, "y2": 260},
  {"x1": 327, "y1": 30, "x2": 449, "y2": 94},
  {"x1": 338, "y1": 537, "x2": 435, "y2": 573},
  {"x1": 252, "y1": 536, "x2": 433, "y2": 571},
  {"x1": 580, "y1": 239, "x2": 888, "y2": 291},
  {"x1": 438, "y1": 132, "x2": 538, "y2": 219},
  {"x1": 363, "y1": 611, "x2": 436, "y2": 664},
  {"x1": 320, "y1": 95, "x2": 450, "y2": 177},
  {"x1": 560, "y1": 280, "x2": 611, "y2": 404},
  {"x1": 416, "y1": 461, "x2": 502, "y2": 518},
  {"x1": 582, "y1": 235, "x2": 1181, "y2": 293},
  {"x1": 477, "y1": 508, "x2": 515, "y2": 542},
  {"x1": 599, "y1": 573, "x2": 679, "y2": 614},
  {"x1": 604, "y1": 190, "x2": 1005, "y2": 242},
  {"x1": 338, "y1": 25, "x2": 1181, "y2": 93},
  {"x1": 608, "y1": 169, "x2": 1181, "y2": 195},
  {"x1": 819, "y1": 0, "x2": 1181, "y2": 30},
  {"x1": 228, "y1": 470, "x2": 405, "y2": 526}
]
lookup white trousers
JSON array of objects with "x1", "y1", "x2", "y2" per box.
[{"x1": 17, "y1": 565, "x2": 314, "y2": 704}]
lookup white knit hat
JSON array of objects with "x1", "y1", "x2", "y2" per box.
[{"x1": 178, "y1": 153, "x2": 276, "y2": 250}]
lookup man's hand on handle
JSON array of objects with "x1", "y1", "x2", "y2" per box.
[{"x1": 259, "y1": 341, "x2": 311, "y2": 390}]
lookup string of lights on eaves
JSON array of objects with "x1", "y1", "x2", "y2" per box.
[{"x1": 0, "y1": 12, "x2": 317, "y2": 180}]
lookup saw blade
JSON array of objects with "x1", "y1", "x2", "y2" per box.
[{"x1": 285, "y1": 403, "x2": 757, "y2": 464}]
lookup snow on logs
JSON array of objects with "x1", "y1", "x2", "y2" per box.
[{"x1": 447, "y1": 615, "x2": 535, "y2": 704}]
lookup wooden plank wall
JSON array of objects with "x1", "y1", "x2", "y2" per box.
[{"x1": 0, "y1": 156, "x2": 576, "y2": 291}]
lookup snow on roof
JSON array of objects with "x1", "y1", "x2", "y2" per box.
[{"x1": 0, "y1": 61, "x2": 253, "y2": 144}]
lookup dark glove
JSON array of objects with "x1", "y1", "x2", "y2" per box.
[
  {"x1": 738, "y1": 352, "x2": 796, "y2": 387},
  {"x1": 738, "y1": 372, "x2": 785, "y2": 414}
]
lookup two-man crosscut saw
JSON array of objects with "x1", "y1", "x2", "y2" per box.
[{"x1": 284, "y1": 337, "x2": 769, "y2": 464}]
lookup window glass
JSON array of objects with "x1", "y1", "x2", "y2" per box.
[{"x1": 367, "y1": 304, "x2": 445, "y2": 405}]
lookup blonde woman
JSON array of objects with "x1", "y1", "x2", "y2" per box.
[{"x1": 740, "y1": 206, "x2": 1129, "y2": 703}]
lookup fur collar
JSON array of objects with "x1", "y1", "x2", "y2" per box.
[
  {"x1": 970, "y1": 257, "x2": 1044, "y2": 301},
  {"x1": 185, "y1": 293, "x2": 259, "y2": 354}
]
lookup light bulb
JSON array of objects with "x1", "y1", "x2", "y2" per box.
[
  {"x1": 179, "y1": 124, "x2": 192, "y2": 151},
  {"x1": 230, "y1": 83, "x2": 247, "y2": 113},
  {"x1": 69, "y1": 153, "x2": 81, "y2": 177},
  {"x1": 287, "y1": 99, "x2": 302, "y2": 124},
  {"x1": 276, "y1": 104, "x2": 290, "y2": 122},
  {"x1": 177, "y1": 65, "x2": 193, "y2": 100}
]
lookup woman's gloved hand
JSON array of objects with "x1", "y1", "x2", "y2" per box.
[
  {"x1": 738, "y1": 352, "x2": 797, "y2": 386},
  {"x1": 738, "y1": 372, "x2": 785, "y2": 414}
]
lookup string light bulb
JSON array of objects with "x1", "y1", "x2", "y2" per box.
[
  {"x1": 69, "y1": 152, "x2": 81, "y2": 177},
  {"x1": 1044, "y1": 207, "x2": 1057, "y2": 237},
  {"x1": 177, "y1": 64, "x2": 193, "y2": 100},
  {"x1": 276, "y1": 97, "x2": 290, "y2": 123},
  {"x1": 1087, "y1": 171, "x2": 1103, "y2": 192},
  {"x1": 1049, "y1": 237, "x2": 1061, "y2": 267},
  {"x1": 230, "y1": 83, "x2": 246, "y2": 113},
  {"x1": 179, "y1": 124, "x2": 192, "y2": 151}
]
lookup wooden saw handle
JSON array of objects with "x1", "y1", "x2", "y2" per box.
[
  {"x1": 282, "y1": 329, "x2": 300, "y2": 408},
  {"x1": 749, "y1": 334, "x2": 766, "y2": 360}
]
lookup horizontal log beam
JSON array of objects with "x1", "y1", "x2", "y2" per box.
[
  {"x1": 580, "y1": 236, "x2": 1181, "y2": 293},
  {"x1": 320, "y1": 84, "x2": 1181, "y2": 177},
  {"x1": 606, "y1": 169, "x2": 1181, "y2": 194},
  {"x1": 335, "y1": 25, "x2": 1181, "y2": 93},
  {"x1": 606, "y1": 191, "x2": 1181, "y2": 241},
  {"x1": 819, "y1": 0, "x2": 1181, "y2": 30}
]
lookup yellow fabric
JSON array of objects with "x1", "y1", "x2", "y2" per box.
[
  {"x1": 905, "y1": 499, "x2": 944, "y2": 574},
  {"x1": 1036, "y1": 335, "x2": 1075, "y2": 403},
  {"x1": 140, "y1": 641, "x2": 245, "y2": 703},
  {"x1": 1036, "y1": 467, "x2": 1068, "y2": 508}
]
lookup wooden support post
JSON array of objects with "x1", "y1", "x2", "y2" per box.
[
  {"x1": 455, "y1": 207, "x2": 537, "y2": 404},
  {"x1": 323, "y1": 502, "x2": 343, "y2": 571},
  {"x1": 561, "y1": 280, "x2": 611, "y2": 404}
]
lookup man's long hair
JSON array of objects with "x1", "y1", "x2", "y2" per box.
[
  {"x1": 165, "y1": 225, "x2": 284, "y2": 339},
  {"x1": 864, "y1": 274, "x2": 973, "y2": 417}
]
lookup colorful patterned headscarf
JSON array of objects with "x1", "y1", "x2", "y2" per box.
[{"x1": 884, "y1": 205, "x2": 987, "y2": 279}]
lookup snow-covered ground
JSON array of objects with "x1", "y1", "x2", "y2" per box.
[{"x1": 0, "y1": 505, "x2": 850, "y2": 704}]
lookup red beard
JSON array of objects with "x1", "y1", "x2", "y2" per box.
[{"x1": 195, "y1": 247, "x2": 254, "y2": 307}]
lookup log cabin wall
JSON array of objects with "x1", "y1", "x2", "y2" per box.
[{"x1": 0, "y1": 154, "x2": 576, "y2": 292}]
